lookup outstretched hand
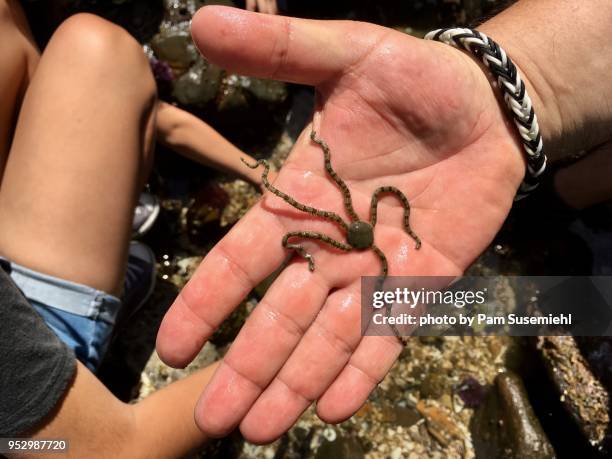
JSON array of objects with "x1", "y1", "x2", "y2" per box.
[{"x1": 156, "y1": 6, "x2": 525, "y2": 443}]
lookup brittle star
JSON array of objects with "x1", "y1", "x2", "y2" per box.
[{"x1": 241, "y1": 130, "x2": 421, "y2": 344}]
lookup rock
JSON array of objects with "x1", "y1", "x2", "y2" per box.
[
  {"x1": 455, "y1": 376, "x2": 487, "y2": 409},
  {"x1": 496, "y1": 372, "x2": 555, "y2": 458},
  {"x1": 219, "y1": 179, "x2": 260, "y2": 227},
  {"x1": 172, "y1": 59, "x2": 223, "y2": 106},
  {"x1": 242, "y1": 77, "x2": 288, "y2": 105},
  {"x1": 538, "y1": 336, "x2": 610, "y2": 448},
  {"x1": 314, "y1": 430, "x2": 365, "y2": 459},
  {"x1": 416, "y1": 400, "x2": 466, "y2": 448},
  {"x1": 186, "y1": 182, "x2": 230, "y2": 245},
  {"x1": 393, "y1": 406, "x2": 422, "y2": 428},
  {"x1": 216, "y1": 74, "x2": 250, "y2": 111},
  {"x1": 150, "y1": 26, "x2": 198, "y2": 72},
  {"x1": 577, "y1": 337, "x2": 612, "y2": 386},
  {"x1": 216, "y1": 74, "x2": 288, "y2": 111},
  {"x1": 169, "y1": 255, "x2": 203, "y2": 289},
  {"x1": 209, "y1": 299, "x2": 254, "y2": 346},
  {"x1": 419, "y1": 370, "x2": 449, "y2": 400},
  {"x1": 164, "y1": 0, "x2": 201, "y2": 21},
  {"x1": 471, "y1": 371, "x2": 555, "y2": 459}
]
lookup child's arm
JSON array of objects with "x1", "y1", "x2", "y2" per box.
[
  {"x1": 156, "y1": 101, "x2": 276, "y2": 187},
  {"x1": 16, "y1": 360, "x2": 219, "y2": 459}
]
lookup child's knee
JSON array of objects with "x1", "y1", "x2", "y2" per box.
[{"x1": 47, "y1": 13, "x2": 156, "y2": 98}]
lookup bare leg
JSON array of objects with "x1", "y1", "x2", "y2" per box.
[
  {"x1": 282, "y1": 231, "x2": 351, "y2": 271},
  {"x1": 0, "y1": 0, "x2": 40, "y2": 178},
  {"x1": 0, "y1": 13, "x2": 157, "y2": 295},
  {"x1": 370, "y1": 186, "x2": 421, "y2": 249}
]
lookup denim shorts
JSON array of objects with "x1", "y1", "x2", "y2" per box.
[{"x1": 0, "y1": 257, "x2": 121, "y2": 372}]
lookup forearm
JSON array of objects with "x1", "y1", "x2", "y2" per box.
[
  {"x1": 131, "y1": 362, "x2": 219, "y2": 457},
  {"x1": 156, "y1": 102, "x2": 262, "y2": 185},
  {"x1": 479, "y1": 0, "x2": 612, "y2": 161},
  {"x1": 19, "y1": 361, "x2": 218, "y2": 459}
]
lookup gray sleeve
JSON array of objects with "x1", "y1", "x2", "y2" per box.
[{"x1": 0, "y1": 267, "x2": 76, "y2": 436}]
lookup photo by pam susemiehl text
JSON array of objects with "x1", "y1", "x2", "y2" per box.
[{"x1": 360, "y1": 276, "x2": 612, "y2": 337}]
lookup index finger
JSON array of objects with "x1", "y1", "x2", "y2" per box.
[{"x1": 156, "y1": 206, "x2": 286, "y2": 368}]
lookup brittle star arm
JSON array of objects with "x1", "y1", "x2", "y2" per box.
[
  {"x1": 283, "y1": 231, "x2": 352, "y2": 272},
  {"x1": 310, "y1": 131, "x2": 361, "y2": 223},
  {"x1": 372, "y1": 244, "x2": 408, "y2": 345},
  {"x1": 370, "y1": 186, "x2": 422, "y2": 249},
  {"x1": 241, "y1": 158, "x2": 349, "y2": 232}
]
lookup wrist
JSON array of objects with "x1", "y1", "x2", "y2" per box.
[
  {"x1": 427, "y1": 28, "x2": 546, "y2": 196},
  {"x1": 244, "y1": 167, "x2": 262, "y2": 186},
  {"x1": 477, "y1": 22, "x2": 564, "y2": 161},
  {"x1": 479, "y1": 0, "x2": 612, "y2": 162}
]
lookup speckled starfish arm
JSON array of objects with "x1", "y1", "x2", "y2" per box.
[
  {"x1": 282, "y1": 231, "x2": 352, "y2": 272},
  {"x1": 370, "y1": 186, "x2": 421, "y2": 249},
  {"x1": 240, "y1": 158, "x2": 349, "y2": 232},
  {"x1": 310, "y1": 131, "x2": 360, "y2": 222}
]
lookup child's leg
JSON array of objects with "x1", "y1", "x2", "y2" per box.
[
  {"x1": 0, "y1": 13, "x2": 156, "y2": 296},
  {"x1": 0, "y1": 0, "x2": 40, "y2": 178}
]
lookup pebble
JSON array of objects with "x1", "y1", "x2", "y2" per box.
[{"x1": 322, "y1": 427, "x2": 337, "y2": 442}]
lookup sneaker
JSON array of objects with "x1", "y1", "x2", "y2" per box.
[
  {"x1": 133, "y1": 191, "x2": 160, "y2": 237},
  {"x1": 116, "y1": 241, "x2": 157, "y2": 329}
]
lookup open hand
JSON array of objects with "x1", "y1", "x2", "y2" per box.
[{"x1": 156, "y1": 6, "x2": 525, "y2": 443}]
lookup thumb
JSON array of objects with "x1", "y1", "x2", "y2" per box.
[{"x1": 191, "y1": 5, "x2": 385, "y2": 86}]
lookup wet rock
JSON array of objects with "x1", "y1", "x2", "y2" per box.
[
  {"x1": 168, "y1": 255, "x2": 203, "y2": 289},
  {"x1": 150, "y1": 26, "x2": 198, "y2": 72},
  {"x1": 216, "y1": 74, "x2": 250, "y2": 111},
  {"x1": 496, "y1": 372, "x2": 555, "y2": 458},
  {"x1": 538, "y1": 336, "x2": 610, "y2": 448},
  {"x1": 456, "y1": 376, "x2": 487, "y2": 409},
  {"x1": 416, "y1": 400, "x2": 466, "y2": 449},
  {"x1": 577, "y1": 337, "x2": 612, "y2": 387},
  {"x1": 164, "y1": 0, "x2": 201, "y2": 22},
  {"x1": 217, "y1": 74, "x2": 288, "y2": 111},
  {"x1": 186, "y1": 182, "x2": 230, "y2": 245},
  {"x1": 420, "y1": 370, "x2": 449, "y2": 400},
  {"x1": 172, "y1": 59, "x2": 223, "y2": 106},
  {"x1": 267, "y1": 130, "x2": 295, "y2": 170},
  {"x1": 419, "y1": 336, "x2": 445, "y2": 346},
  {"x1": 393, "y1": 406, "x2": 422, "y2": 428},
  {"x1": 242, "y1": 77, "x2": 288, "y2": 105},
  {"x1": 209, "y1": 299, "x2": 255, "y2": 346},
  {"x1": 219, "y1": 179, "x2": 260, "y2": 227},
  {"x1": 471, "y1": 371, "x2": 555, "y2": 459},
  {"x1": 314, "y1": 430, "x2": 365, "y2": 459}
]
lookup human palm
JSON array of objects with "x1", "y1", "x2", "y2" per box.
[{"x1": 157, "y1": 6, "x2": 525, "y2": 443}]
